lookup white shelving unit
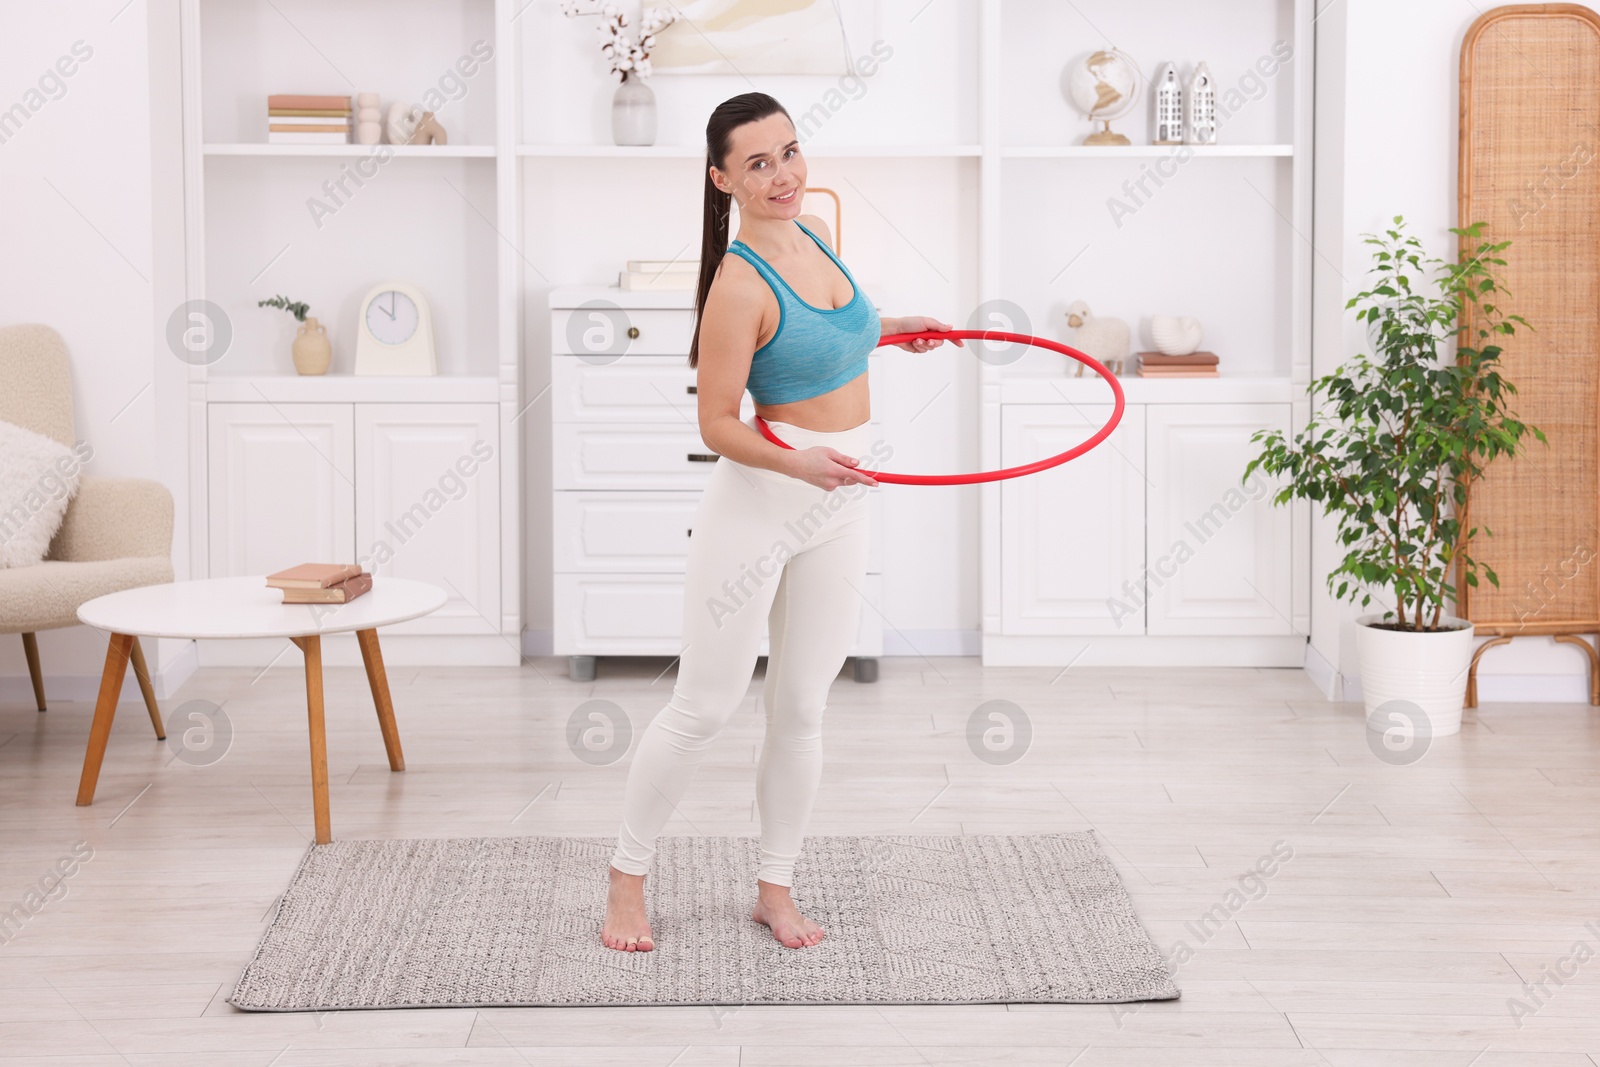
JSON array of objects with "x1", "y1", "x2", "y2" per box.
[
  {"x1": 179, "y1": 0, "x2": 1313, "y2": 669},
  {"x1": 178, "y1": 0, "x2": 521, "y2": 667},
  {"x1": 978, "y1": 0, "x2": 1315, "y2": 666}
]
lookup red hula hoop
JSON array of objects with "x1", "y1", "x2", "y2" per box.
[{"x1": 752, "y1": 329, "x2": 1126, "y2": 486}]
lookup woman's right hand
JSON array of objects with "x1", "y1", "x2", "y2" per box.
[{"x1": 784, "y1": 446, "x2": 879, "y2": 490}]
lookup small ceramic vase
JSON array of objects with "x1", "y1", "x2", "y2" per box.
[
  {"x1": 292, "y1": 317, "x2": 331, "y2": 375},
  {"x1": 612, "y1": 71, "x2": 657, "y2": 146}
]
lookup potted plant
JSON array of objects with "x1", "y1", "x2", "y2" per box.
[
  {"x1": 258, "y1": 294, "x2": 330, "y2": 376},
  {"x1": 1244, "y1": 216, "x2": 1545, "y2": 736}
]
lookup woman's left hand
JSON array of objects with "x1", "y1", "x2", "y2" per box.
[{"x1": 888, "y1": 316, "x2": 965, "y2": 353}]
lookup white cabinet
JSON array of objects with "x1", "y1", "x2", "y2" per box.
[
  {"x1": 1001, "y1": 404, "x2": 1147, "y2": 635},
  {"x1": 549, "y1": 285, "x2": 884, "y2": 680},
  {"x1": 999, "y1": 400, "x2": 1293, "y2": 641},
  {"x1": 1145, "y1": 404, "x2": 1293, "y2": 635},
  {"x1": 207, "y1": 403, "x2": 355, "y2": 580},
  {"x1": 206, "y1": 399, "x2": 501, "y2": 640},
  {"x1": 355, "y1": 404, "x2": 500, "y2": 636}
]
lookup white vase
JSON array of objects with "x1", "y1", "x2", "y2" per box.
[
  {"x1": 612, "y1": 71, "x2": 656, "y2": 146},
  {"x1": 1354, "y1": 612, "x2": 1475, "y2": 736}
]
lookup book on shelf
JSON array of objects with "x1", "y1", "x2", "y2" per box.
[
  {"x1": 266, "y1": 95, "x2": 351, "y2": 144},
  {"x1": 620, "y1": 269, "x2": 697, "y2": 291},
  {"x1": 1136, "y1": 350, "x2": 1219, "y2": 367},
  {"x1": 266, "y1": 562, "x2": 364, "y2": 590},
  {"x1": 280, "y1": 572, "x2": 372, "y2": 604}
]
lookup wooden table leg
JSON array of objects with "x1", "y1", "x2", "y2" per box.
[
  {"x1": 21, "y1": 632, "x2": 46, "y2": 711},
  {"x1": 128, "y1": 636, "x2": 165, "y2": 740},
  {"x1": 291, "y1": 635, "x2": 332, "y2": 845},
  {"x1": 77, "y1": 633, "x2": 133, "y2": 806},
  {"x1": 356, "y1": 628, "x2": 405, "y2": 772}
]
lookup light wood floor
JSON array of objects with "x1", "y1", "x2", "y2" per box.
[{"x1": 2, "y1": 654, "x2": 1598, "y2": 1065}]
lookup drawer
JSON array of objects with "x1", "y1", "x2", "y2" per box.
[
  {"x1": 553, "y1": 424, "x2": 721, "y2": 489},
  {"x1": 553, "y1": 355, "x2": 755, "y2": 422},
  {"x1": 554, "y1": 489, "x2": 883, "y2": 572},
  {"x1": 551, "y1": 306, "x2": 692, "y2": 358},
  {"x1": 552, "y1": 423, "x2": 882, "y2": 491},
  {"x1": 553, "y1": 572, "x2": 883, "y2": 656}
]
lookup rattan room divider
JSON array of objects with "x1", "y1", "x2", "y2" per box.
[{"x1": 1458, "y1": 4, "x2": 1600, "y2": 706}]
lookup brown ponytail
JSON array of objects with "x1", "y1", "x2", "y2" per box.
[{"x1": 688, "y1": 92, "x2": 790, "y2": 369}]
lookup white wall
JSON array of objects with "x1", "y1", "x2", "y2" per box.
[
  {"x1": 0, "y1": 0, "x2": 195, "y2": 702},
  {"x1": 1313, "y1": 0, "x2": 1599, "y2": 700}
]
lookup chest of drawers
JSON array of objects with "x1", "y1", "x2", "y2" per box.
[{"x1": 549, "y1": 285, "x2": 884, "y2": 681}]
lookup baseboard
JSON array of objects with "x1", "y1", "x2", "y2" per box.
[
  {"x1": 882, "y1": 629, "x2": 983, "y2": 656},
  {"x1": 0, "y1": 638, "x2": 199, "y2": 707},
  {"x1": 1302, "y1": 641, "x2": 1343, "y2": 701},
  {"x1": 1341, "y1": 671, "x2": 1596, "y2": 705},
  {"x1": 523, "y1": 628, "x2": 984, "y2": 661}
]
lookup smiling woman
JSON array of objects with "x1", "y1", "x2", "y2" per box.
[{"x1": 598, "y1": 91, "x2": 964, "y2": 958}]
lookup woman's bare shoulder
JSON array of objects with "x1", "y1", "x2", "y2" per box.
[
  {"x1": 707, "y1": 248, "x2": 769, "y2": 310},
  {"x1": 700, "y1": 250, "x2": 771, "y2": 352},
  {"x1": 797, "y1": 212, "x2": 834, "y2": 248}
]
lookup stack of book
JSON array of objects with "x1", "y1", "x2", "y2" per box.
[
  {"x1": 1136, "y1": 351, "x2": 1220, "y2": 378},
  {"x1": 267, "y1": 95, "x2": 351, "y2": 145},
  {"x1": 620, "y1": 258, "x2": 699, "y2": 291},
  {"x1": 266, "y1": 563, "x2": 373, "y2": 604}
]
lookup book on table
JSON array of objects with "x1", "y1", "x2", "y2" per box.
[
  {"x1": 266, "y1": 562, "x2": 364, "y2": 590},
  {"x1": 280, "y1": 572, "x2": 372, "y2": 604}
]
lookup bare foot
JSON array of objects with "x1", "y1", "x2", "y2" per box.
[
  {"x1": 600, "y1": 865, "x2": 654, "y2": 951},
  {"x1": 750, "y1": 879, "x2": 825, "y2": 949}
]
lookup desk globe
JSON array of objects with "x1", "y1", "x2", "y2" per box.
[{"x1": 1065, "y1": 49, "x2": 1140, "y2": 146}]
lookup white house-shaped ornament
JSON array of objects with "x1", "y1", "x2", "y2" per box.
[
  {"x1": 1153, "y1": 62, "x2": 1183, "y2": 144},
  {"x1": 1184, "y1": 61, "x2": 1217, "y2": 145}
]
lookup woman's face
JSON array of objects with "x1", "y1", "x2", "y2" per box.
[{"x1": 713, "y1": 112, "x2": 805, "y2": 219}]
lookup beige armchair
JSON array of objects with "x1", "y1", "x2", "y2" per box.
[{"x1": 0, "y1": 324, "x2": 174, "y2": 735}]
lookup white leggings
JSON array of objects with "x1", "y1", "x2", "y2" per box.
[{"x1": 610, "y1": 414, "x2": 876, "y2": 887}]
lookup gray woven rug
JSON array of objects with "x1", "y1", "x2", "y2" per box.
[{"x1": 229, "y1": 832, "x2": 1179, "y2": 1011}]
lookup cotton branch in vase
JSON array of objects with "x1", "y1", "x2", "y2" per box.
[{"x1": 561, "y1": 2, "x2": 678, "y2": 80}]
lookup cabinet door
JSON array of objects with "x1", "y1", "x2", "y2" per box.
[
  {"x1": 207, "y1": 403, "x2": 354, "y2": 579},
  {"x1": 355, "y1": 404, "x2": 499, "y2": 635},
  {"x1": 1145, "y1": 404, "x2": 1293, "y2": 635},
  {"x1": 1000, "y1": 404, "x2": 1146, "y2": 635}
]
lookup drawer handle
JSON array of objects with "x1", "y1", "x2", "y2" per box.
[
  {"x1": 627, "y1": 326, "x2": 640, "y2": 339},
  {"x1": 687, "y1": 452, "x2": 719, "y2": 463},
  {"x1": 687, "y1": 528, "x2": 693, "y2": 537},
  {"x1": 686, "y1": 384, "x2": 697, "y2": 394}
]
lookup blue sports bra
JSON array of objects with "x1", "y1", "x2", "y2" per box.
[{"x1": 725, "y1": 219, "x2": 880, "y2": 405}]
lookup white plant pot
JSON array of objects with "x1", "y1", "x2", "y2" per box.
[{"x1": 1354, "y1": 612, "x2": 1474, "y2": 737}]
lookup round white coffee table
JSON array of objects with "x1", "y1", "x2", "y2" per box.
[{"x1": 75, "y1": 575, "x2": 446, "y2": 843}]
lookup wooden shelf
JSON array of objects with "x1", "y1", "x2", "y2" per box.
[
  {"x1": 1001, "y1": 144, "x2": 1294, "y2": 158},
  {"x1": 517, "y1": 144, "x2": 984, "y2": 159},
  {"x1": 203, "y1": 143, "x2": 497, "y2": 158},
  {"x1": 998, "y1": 374, "x2": 1295, "y2": 405},
  {"x1": 203, "y1": 374, "x2": 503, "y2": 403}
]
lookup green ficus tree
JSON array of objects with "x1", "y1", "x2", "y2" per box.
[{"x1": 1244, "y1": 216, "x2": 1546, "y2": 633}]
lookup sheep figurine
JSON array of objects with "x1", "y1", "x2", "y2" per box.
[{"x1": 1064, "y1": 301, "x2": 1130, "y2": 377}]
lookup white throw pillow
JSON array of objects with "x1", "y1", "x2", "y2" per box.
[{"x1": 0, "y1": 419, "x2": 86, "y2": 568}]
